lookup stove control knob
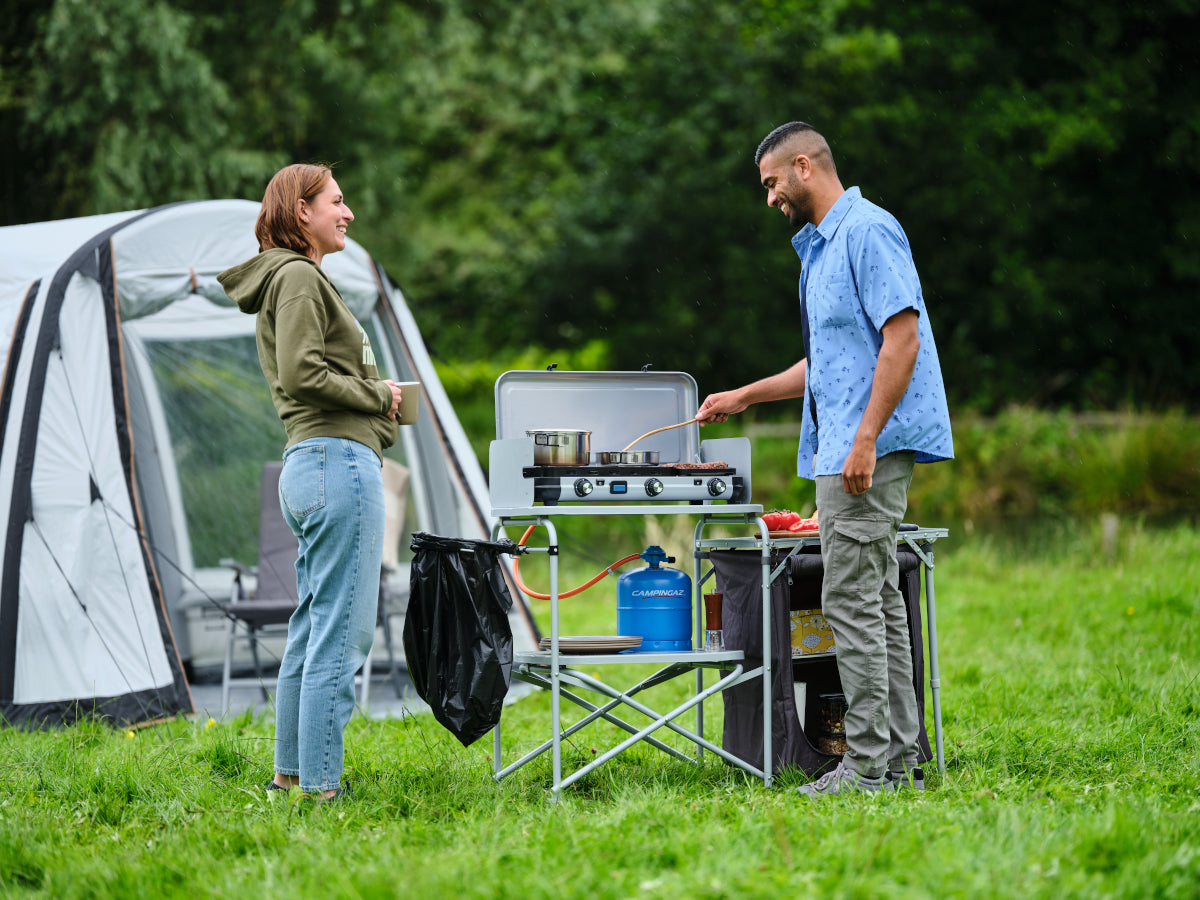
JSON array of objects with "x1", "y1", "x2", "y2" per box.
[
  {"x1": 573, "y1": 478, "x2": 593, "y2": 497},
  {"x1": 706, "y1": 477, "x2": 727, "y2": 497},
  {"x1": 643, "y1": 477, "x2": 664, "y2": 497}
]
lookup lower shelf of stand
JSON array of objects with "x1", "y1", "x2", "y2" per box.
[{"x1": 791, "y1": 651, "x2": 837, "y2": 663}]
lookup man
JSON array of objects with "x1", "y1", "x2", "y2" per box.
[{"x1": 696, "y1": 121, "x2": 953, "y2": 795}]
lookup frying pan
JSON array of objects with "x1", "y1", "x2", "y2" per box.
[
  {"x1": 597, "y1": 450, "x2": 660, "y2": 465},
  {"x1": 596, "y1": 419, "x2": 697, "y2": 465}
]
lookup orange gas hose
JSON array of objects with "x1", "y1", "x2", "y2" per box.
[{"x1": 511, "y1": 524, "x2": 642, "y2": 600}]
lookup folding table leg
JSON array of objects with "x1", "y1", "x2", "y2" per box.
[
  {"x1": 495, "y1": 678, "x2": 693, "y2": 781},
  {"x1": 493, "y1": 721, "x2": 502, "y2": 780},
  {"x1": 555, "y1": 664, "x2": 761, "y2": 793},
  {"x1": 924, "y1": 556, "x2": 945, "y2": 773}
]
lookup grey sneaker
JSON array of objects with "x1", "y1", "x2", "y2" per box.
[
  {"x1": 792, "y1": 762, "x2": 891, "y2": 796},
  {"x1": 885, "y1": 766, "x2": 925, "y2": 791}
]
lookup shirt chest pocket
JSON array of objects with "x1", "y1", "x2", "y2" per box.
[{"x1": 808, "y1": 274, "x2": 858, "y2": 329}]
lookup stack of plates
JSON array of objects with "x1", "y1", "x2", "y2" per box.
[{"x1": 537, "y1": 635, "x2": 643, "y2": 653}]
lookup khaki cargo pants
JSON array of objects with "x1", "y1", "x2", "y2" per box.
[{"x1": 815, "y1": 450, "x2": 918, "y2": 779}]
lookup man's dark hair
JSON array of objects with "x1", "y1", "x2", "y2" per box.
[{"x1": 754, "y1": 121, "x2": 820, "y2": 166}]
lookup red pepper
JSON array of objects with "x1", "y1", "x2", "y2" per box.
[{"x1": 763, "y1": 510, "x2": 818, "y2": 532}]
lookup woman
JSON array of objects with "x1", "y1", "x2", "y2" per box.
[{"x1": 218, "y1": 164, "x2": 403, "y2": 800}]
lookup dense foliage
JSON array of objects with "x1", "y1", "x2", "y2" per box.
[{"x1": 3, "y1": 0, "x2": 1198, "y2": 409}]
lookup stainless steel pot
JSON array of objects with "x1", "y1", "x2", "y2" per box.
[
  {"x1": 598, "y1": 450, "x2": 660, "y2": 465},
  {"x1": 526, "y1": 429, "x2": 591, "y2": 465}
]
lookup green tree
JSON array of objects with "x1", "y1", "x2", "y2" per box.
[
  {"x1": 836, "y1": 0, "x2": 1200, "y2": 408},
  {"x1": 6, "y1": 0, "x2": 1199, "y2": 410},
  {"x1": 20, "y1": 0, "x2": 282, "y2": 218},
  {"x1": 0, "y1": 1, "x2": 54, "y2": 223}
]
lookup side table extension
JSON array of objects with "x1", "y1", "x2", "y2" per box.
[{"x1": 698, "y1": 526, "x2": 949, "y2": 775}]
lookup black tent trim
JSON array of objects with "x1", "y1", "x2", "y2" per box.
[
  {"x1": 1, "y1": 686, "x2": 186, "y2": 730},
  {"x1": 0, "y1": 279, "x2": 40, "y2": 455},
  {"x1": 0, "y1": 205, "x2": 194, "y2": 724}
]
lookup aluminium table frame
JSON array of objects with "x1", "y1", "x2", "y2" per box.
[
  {"x1": 490, "y1": 504, "x2": 774, "y2": 798},
  {"x1": 491, "y1": 506, "x2": 949, "y2": 796}
]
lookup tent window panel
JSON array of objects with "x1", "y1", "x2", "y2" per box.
[
  {"x1": 364, "y1": 316, "x2": 418, "y2": 563},
  {"x1": 142, "y1": 335, "x2": 280, "y2": 568},
  {"x1": 362, "y1": 317, "x2": 413, "y2": 476},
  {"x1": 367, "y1": 312, "x2": 487, "y2": 542}
]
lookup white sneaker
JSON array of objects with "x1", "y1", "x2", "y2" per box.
[{"x1": 792, "y1": 762, "x2": 890, "y2": 796}]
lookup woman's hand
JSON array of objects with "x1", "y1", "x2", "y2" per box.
[{"x1": 384, "y1": 380, "x2": 403, "y2": 419}]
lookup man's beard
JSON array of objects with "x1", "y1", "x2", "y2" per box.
[{"x1": 781, "y1": 175, "x2": 813, "y2": 227}]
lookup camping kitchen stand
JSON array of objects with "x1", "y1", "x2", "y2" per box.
[
  {"x1": 489, "y1": 508, "x2": 948, "y2": 797},
  {"x1": 703, "y1": 525, "x2": 950, "y2": 776},
  {"x1": 486, "y1": 369, "x2": 947, "y2": 797}
]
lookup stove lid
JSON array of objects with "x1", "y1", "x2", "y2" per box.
[{"x1": 495, "y1": 369, "x2": 701, "y2": 463}]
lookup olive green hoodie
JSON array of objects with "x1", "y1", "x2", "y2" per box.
[{"x1": 218, "y1": 248, "x2": 398, "y2": 460}]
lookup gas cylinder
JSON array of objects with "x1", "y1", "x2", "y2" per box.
[{"x1": 616, "y1": 546, "x2": 692, "y2": 652}]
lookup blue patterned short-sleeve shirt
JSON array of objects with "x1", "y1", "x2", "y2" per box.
[{"x1": 791, "y1": 187, "x2": 953, "y2": 479}]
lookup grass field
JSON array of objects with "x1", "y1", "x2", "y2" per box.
[{"x1": 2, "y1": 521, "x2": 1198, "y2": 898}]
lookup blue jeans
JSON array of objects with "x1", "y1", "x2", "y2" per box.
[{"x1": 273, "y1": 437, "x2": 383, "y2": 791}]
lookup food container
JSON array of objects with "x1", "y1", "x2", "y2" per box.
[
  {"x1": 790, "y1": 609, "x2": 836, "y2": 656},
  {"x1": 526, "y1": 429, "x2": 590, "y2": 465},
  {"x1": 815, "y1": 692, "x2": 849, "y2": 755},
  {"x1": 703, "y1": 591, "x2": 724, "y2": 652}
]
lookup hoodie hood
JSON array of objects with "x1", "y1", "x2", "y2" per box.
[{"x1": 218, "y1": 248, "x2": 316, "y2": 314}]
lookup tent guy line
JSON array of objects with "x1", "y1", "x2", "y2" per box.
[{"x1": 27, "y1": 515, "x2": 159, "y2": 726}]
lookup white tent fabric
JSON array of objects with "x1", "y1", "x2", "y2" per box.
[{"x1": 0, "y1": 200, "x2": 537, "y2": 727}]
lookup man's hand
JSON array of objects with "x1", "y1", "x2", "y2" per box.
[
  {"x1": 695, "y1": 359, "x2": 809, "y2": 425},
  {"x1": 695, "y1": 389, "x2": 746, "y2": 425},
  {"x1": 841, "y1": 435, "x2": 877, "y2": 495}
]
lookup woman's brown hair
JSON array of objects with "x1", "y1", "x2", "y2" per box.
[{"x1": 254, "y1": 164, "x2": 332, "y2": 255}]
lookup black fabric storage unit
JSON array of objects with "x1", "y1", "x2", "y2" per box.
[{"x1": 710, "y1": 546, "x2": 933, "y2": 776}]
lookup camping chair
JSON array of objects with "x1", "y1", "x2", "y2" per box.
[
  {"x1": 219, "y1": 461, "x2": 300, "y2": 715},
  {"x1": 219, "y1": 459, "x2": 410, "y2": 715}
]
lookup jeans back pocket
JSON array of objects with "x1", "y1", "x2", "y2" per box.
[{"x1": 280, "y1": 443, "x2": 327, "y2": 518}]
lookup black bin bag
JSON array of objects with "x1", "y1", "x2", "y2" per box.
[{"x1": 402, "y1": 532, "x2": 520, "y2": 746}]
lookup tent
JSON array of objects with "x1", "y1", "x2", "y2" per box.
[{"x1": 0, "y1": 200, "x2": 539, "y2": 728}]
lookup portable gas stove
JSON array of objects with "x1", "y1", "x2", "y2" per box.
[{"x1": 488, "y1": 369, "x2": 753, "y2": 510}]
